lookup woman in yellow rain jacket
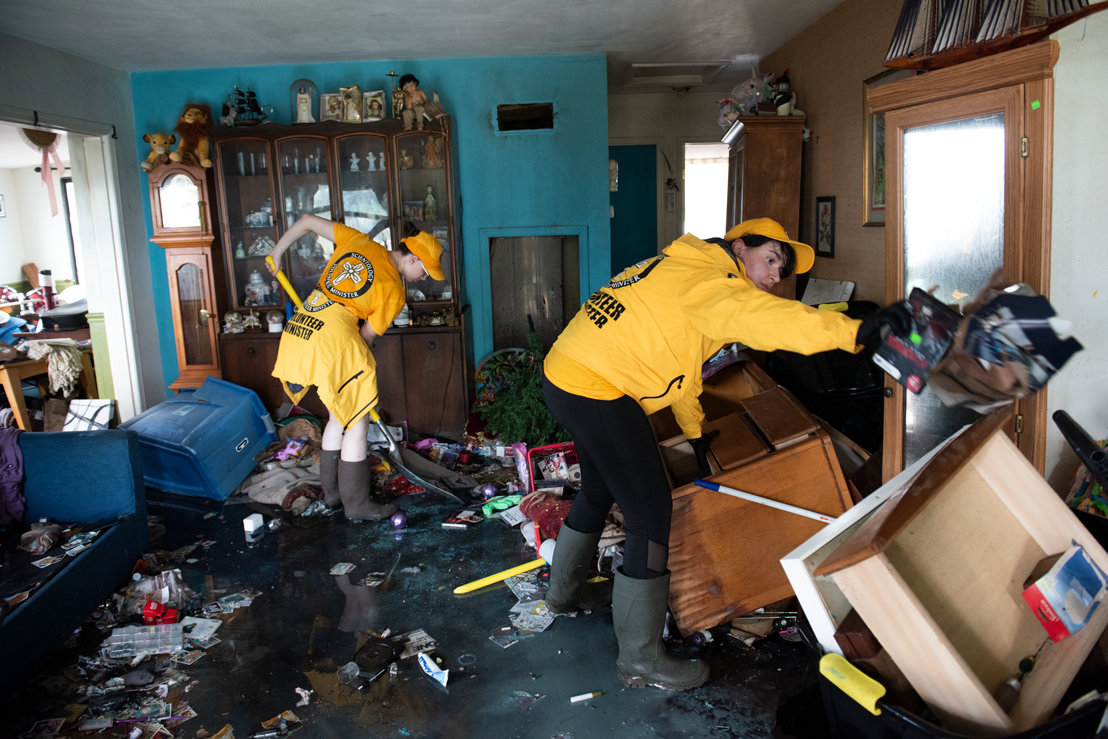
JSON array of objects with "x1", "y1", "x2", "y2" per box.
[
  {"x1": 269, "y1": 214, "x2": 444, "y2": 521},
  {"x1": 542, "y1": 217, "x2": 909, "y2": 690}
]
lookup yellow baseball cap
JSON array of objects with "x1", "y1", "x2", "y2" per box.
[
  {"x1": 403, "y1": 232, "x2": 445, "y2": 281},
  {"x1": 724, "y1": 217, "x2": 814, "y2": 274}
]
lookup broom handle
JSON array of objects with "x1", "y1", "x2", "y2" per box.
[
  {"x1": 695, "y1": 479, "x2": 836, "y2": 524},
  {"x1": 266, "y1": 255, "x2": 303, "y2": 311}
]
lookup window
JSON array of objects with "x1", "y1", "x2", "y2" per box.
[{"x1": 682, "y1": 142, "x2": 729, "y2": 238}]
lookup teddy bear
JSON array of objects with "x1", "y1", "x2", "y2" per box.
[
  {"x1": 140, "y1": 132, "x2": 176, "y2": 171},
  {"x1": 168, "y1": 103, "x2": 213, "y2": 168}
]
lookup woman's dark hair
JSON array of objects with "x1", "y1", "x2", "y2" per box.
[
  {"x1": 740, "y1": 233, "x2": 796, "y2": 279},
  {"x1": 397, "y1": 220, "x2": 420, "y2": 255}
]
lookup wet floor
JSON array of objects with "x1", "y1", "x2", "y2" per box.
[{"x1": 2, "y1": 491, "x2": 833, "y2": 738}]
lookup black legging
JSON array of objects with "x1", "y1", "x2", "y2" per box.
[{"x1": 543, "y1": 373, "x2": 672, "y2": 579}]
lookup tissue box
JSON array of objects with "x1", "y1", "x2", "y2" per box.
[{"x1": 1022, "y1": 544, "x2": 1108, "y2": 642}]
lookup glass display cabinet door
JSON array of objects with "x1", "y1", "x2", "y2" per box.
[
  {"x1": 395, "y1": 130, "x2": 453, "y2": 302},
  {"x1": 277, "y1": 135, "x2": 333, "y2": 299},
  {"x1": 216, "y1": 139, "x2": 278, "y2": 308},
  {"x1": 337, "y1": 133, "x2": 391, "y2": 247}
]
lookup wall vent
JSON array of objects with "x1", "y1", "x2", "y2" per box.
[{"x1": 496, "y1": 103, "x2": 554, "y2": 131}]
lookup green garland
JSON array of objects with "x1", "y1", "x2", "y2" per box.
[{"x1": 476, "y1": 330, "x2": 570, "y2": 448}]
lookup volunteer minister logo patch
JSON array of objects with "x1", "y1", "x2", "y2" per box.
[{"x1": 325, "y1": 253, "x2": 374, "y2": 299}]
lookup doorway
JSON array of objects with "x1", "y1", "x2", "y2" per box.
[
  {"x1": 0, "y1": 117, "x2": 143, "y2": 420},
  {"x1": 608, "y1": 145, "x2": 657, "y2": 274},
  {"x1": 683, "y1": 142, "x2": 729, "y2": 238}
]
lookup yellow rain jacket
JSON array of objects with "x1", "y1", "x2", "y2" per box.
[
  {"x1": 545, "y1": 233, "x2": 863, "y2": 439},
  {"x1": 272, "y1": 224, "x2": 405, "y2": 427}
]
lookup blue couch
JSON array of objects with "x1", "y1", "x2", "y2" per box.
[{"x1": 0, "y1": 429, "x2": 147, "y2": 698}]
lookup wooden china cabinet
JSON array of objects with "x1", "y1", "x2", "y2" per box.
[
  {"x1": 210, "y1": 118, "x2": 467, "y2": 435},
  {"x1": 147, "y1": 162, "x2": 224, "y2": 391},
  {"x1": 725, "y1": 115, "x2": 806, "y2": 299}
]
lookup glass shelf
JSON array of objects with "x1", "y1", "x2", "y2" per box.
[
  {"x1": 396, "y1": 131, "x2": 451, "y2": 302},
  {"x1": 277, "y1": 136, "x2": 332, "y2": 299}
]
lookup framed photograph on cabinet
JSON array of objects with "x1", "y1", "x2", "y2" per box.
[
  {"x1": 816, "y1": 196, "x2": 835, "y2": 258},
  {"x1": 863, "y1": 68, "x2": 915, "y2": 226},
  {"x1": 320, "y1": 93, "x2": 343, "y2": 122},
  {"x1": 363, "y1": 90, "x2": 385, "y2": 121},
  {"x1": 432, "y1": 226, "x2": 449, "y2": 250},
  {"x1": 403, "y1": 201, "x2": 425, "y2": 221},
  {"x1": 340, "y1": 85, "x2": 362, "y2": 123}
]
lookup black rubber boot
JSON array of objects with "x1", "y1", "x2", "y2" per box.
[
  {"x1": 319, "y1": 450, "x2": 341, "y2": 506},
  {"x1": 612, "y1": 569, "x2": 708, "y2": 690},
  {"x1": 337, "y1": 458, "x2": 398, "y2": 521},
  {"x1": 545, "y1": 523, "x2": 610, "y2": 614}
]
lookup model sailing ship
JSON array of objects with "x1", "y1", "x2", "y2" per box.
[{"x1": 220, "y1": 86, "x2": 271, "y2": 127}]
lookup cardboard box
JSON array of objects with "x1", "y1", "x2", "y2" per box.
[
  {"x1": 1022, "y1": 545, "x2": 1108, "y2": 641},
  {"x1": 871, "y1": 287, "x2": 959, "y2": 394}
]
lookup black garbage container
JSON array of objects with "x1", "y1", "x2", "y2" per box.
[{"x1": 763, "y1": 301, "x2": 885, "y2": 453}]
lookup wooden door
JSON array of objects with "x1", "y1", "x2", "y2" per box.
[
  {"x1": 400, "y1": 330, "x2": 465, "y2": 436},
  {"x1": 875, "y1": 42, "x2": 1057, "y2": 481}
]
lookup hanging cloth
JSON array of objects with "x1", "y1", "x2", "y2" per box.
[
  {"x1": 20, "y1": 128, "x2": 67, "y2": 217},
  {"x1": 26, "y1": 338, "x2": 83, "y2": 396}
]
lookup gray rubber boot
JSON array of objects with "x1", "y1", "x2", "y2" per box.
[
  {"x1": 545, "y1": 524, "x2": 610, "y2": 614},
  {"x1": 612, "y1": 569, "x2": 708, "y2": 690},
  {"x1": 337, "y1": 458, "x2": 398, "y2": 521},
  {"x1": 319, "y1": 450, "x2": 341, "y2": 506}
]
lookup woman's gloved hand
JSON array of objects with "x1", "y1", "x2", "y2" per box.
[
  {"x1": 688, "y1": 430, "x2": 720, "y2": 477},
  {"x1": 856, "y1": 301, "x2": 914, "y2": 349}
]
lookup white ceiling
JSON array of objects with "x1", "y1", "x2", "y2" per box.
[
  {"x1": 0, "y1": 0, "x2": 839, "y2": 84},
  {"x1": 0, "y1": 0, "x2": 843, "y2": 167}
]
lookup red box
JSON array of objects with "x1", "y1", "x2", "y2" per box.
[{"x1": 143, "y1": 600, "x2": 179, "y2": 625}]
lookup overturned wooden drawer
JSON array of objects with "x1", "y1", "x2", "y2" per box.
[
  {"x1": 812, "y1": 410, "x2": 1108, "y2": 735},
  {"x1": 652, "y1": 362, "x2": 853, "y2": 635}
]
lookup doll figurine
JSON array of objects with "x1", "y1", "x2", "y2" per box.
[{"x1": 399, "y1": 73, "x2": 428, "y2": 130}]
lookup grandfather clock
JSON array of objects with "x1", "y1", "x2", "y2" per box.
[{"x1": 147, "y1": 162, "x2": 224, "y2": 391}]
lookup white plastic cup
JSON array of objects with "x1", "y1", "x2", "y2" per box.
[{"x1": 539, "y1": 538, "x2": 557, "y2": 563}]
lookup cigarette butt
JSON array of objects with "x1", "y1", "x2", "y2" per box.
[{"x1": 570, "y1": 691, "x2": 602, "y2": 703}]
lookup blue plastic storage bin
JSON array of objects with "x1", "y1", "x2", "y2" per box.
[{"x1": 121, "y1": 378, "x2": 276, "y2": 500}]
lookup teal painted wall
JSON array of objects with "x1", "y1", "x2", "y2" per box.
[{"x1": 130, "y1": 54, "x2": 610, "y2": 389}]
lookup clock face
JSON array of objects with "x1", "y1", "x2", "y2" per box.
[{"x1": 159, "y1": 173, "x2": 202, "y2": 228}]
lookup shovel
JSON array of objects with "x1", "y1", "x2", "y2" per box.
[
  {"x1": 267, "y1": 256, "x2": 464, "y2": 504},
  {"x1": 368, "y1": 407, "x2": 464, "y2": 504}
]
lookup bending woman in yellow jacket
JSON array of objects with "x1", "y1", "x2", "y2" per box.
[
  {"x1": 542, "y1": 217, "x2": 909, "y2": 690},
  {"x1": 269, "y1": 214, "x2": 444, "y2": 520}
]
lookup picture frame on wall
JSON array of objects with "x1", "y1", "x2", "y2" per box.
[
  {"x1": 320, "y1": 93, "x2": 342, "y2": 122},
  {"x1": 862, "y1": 68, "x2": 915, "y2": 226},
  {"x1": 816, "y1": 196, "x2": 835, "y2": 258}
]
